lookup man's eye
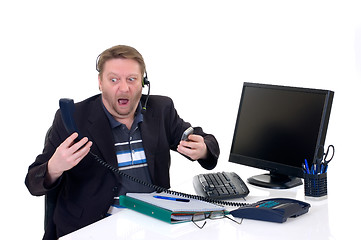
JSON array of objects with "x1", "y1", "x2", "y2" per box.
[
  {"x1": 111, "y1": 78, "x2": 117, "y2": 83},
  {"x1": 128, "y1": 77, "x2": 136, "y2": 82}
]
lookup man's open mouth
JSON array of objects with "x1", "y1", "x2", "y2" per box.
[{"x1": 118, "y1": 99, "x2": 129, "y2": 105}]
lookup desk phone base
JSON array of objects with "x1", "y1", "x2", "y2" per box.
[
  {"x1": 193, "y1": 172, "x2": 250, "y2": 199},
  {"x1": 230, "y1": 198, "x2": 311, "y2": 223}
]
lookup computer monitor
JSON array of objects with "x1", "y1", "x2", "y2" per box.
[{"x1": 229, "y1": 82, "x2": 334, "y2": 189}]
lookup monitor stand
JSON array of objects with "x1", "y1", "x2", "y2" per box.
[{"x1": 247, "y1": 172, "x2": 302, "y2": 189}]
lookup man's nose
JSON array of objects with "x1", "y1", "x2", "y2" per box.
[{"x1": 118, "y1": 79, "x2": 129, "y2": 92}]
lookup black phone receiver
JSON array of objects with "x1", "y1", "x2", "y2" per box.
[{"x1": 59, "y1": 98, "x2": 83, "y2": 140}]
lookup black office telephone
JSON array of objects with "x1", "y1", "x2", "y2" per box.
[{"x1": 59, "y1": 98, "x2": 311, "y2": 222}]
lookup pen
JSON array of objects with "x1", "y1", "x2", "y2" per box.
[
  {"x1": 304, "y1": 159, "x2": 310, "y2": 174},
  {"x1": 153, "y1": 195, "x2": 190, "y2": 202},
  {"x1": 322, "y1": 163, "x2": 328, "y2": 173},
  {"x1": 310, "y1": 164, "x2": 314, "y2": 174},
  {"x1": 302, "y1": 163, "x2": 307, "y2": 173}
]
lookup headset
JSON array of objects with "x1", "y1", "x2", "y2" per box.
[
  {"x1": 141, "y1": 71, "x2": 150, "y2": 113},
  {"x1": 95, "y1": 53, "x2": 151, "y2": 112}
]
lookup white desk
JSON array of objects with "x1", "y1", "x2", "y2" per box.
[{"x1": 59, "y1": 163, "x2": 357, "y2": 240}]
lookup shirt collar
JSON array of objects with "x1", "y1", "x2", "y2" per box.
[{"x1": 102, "y1": 101, "x2": 143, "y2": 129}]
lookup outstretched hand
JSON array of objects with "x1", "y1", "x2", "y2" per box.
[{"x1": 177, "y1": 134, "x2": 208, "y2": 160}]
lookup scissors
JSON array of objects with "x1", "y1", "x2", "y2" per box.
[{"x1": 320, "y1": 145, "x2": 335, "y2": 173}]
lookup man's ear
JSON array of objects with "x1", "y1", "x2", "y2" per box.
[{"x1": 98, "y1": 75, "x2": 102, "y2": 92}]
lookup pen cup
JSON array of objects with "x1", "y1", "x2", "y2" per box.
[{"x1": 304, "y1": 172, "x2": 327, "y2": 198}]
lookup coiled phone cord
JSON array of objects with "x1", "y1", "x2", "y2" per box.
[{"x1": 89, "y1": 151, "x2": 247, "y2": 208}]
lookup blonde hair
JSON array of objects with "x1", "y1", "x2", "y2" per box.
[{"x1": 96, "y1": 45, "x2": 146, "y2": 77}]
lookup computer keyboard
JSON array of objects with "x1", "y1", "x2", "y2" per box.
[{"x1": 193, "y1": 172, "x2": 250, "y2": 200}]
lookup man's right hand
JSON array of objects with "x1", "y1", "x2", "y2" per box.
[{"x1": 46, "y1": 133, "x2": 93, "y2": 185}]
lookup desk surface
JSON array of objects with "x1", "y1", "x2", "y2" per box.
[{"x1": 60, "y1": 163, "x2": 356, "y2": 240}]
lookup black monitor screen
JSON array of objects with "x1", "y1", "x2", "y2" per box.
[{"x1": 229, "y1": 82, "x2": 333, "y2": 189}]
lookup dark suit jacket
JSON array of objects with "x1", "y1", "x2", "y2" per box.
[{"x1": 25, "y1": 94, "x2": 219, "y2": 240}]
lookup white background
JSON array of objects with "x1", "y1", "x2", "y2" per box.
[{"x1": 1, "y1": 0, "x2": 360, "y2": 239}]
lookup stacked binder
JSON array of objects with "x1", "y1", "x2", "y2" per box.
[{"x1": 119, "y1": 192, "x2": 226, "y2": 224}]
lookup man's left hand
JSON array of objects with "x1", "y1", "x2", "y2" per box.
[{"x1": 177, "y1": 134, "x2": 208, "y2": 160}]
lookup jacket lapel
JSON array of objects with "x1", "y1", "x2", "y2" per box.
[{"x1": 86, "y1": 97, "x2": 118, "y2": 168}]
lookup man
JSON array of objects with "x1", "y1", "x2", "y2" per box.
[{"x1": 25, "y1": 45, "x2": 219, "y2": 240}]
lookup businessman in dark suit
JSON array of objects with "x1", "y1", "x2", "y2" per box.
[{"x1": 25, "y1": 45, "x2": 219, "y2": 240}]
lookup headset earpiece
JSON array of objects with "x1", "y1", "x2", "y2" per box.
[
  {"x1": 142, "y1": 71, "x2": 150, "y2": 113},
  {"x1": 142, "y1": 71, "x2": 150, "y2": 87}
]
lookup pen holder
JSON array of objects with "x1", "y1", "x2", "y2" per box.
[{"x1": 304, "y1": 172, "x2": 327, "y2": 198}]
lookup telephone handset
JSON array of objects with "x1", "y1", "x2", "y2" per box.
[
  {"x1": 59, "y1": 98, "x2": 83, "y2": 140},
  {"x1": 58, "y1": 98, "x2": 245, "y2": 207}
]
